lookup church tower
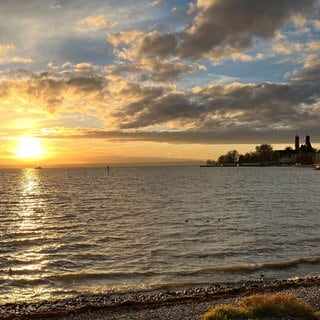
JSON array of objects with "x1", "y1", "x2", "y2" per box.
[
  {"x1": 305, "y1": 135, "x2": 313, "y2": 152},
  {"x1": 295, "y1": 135, "x2": 299, "y2": 151}
]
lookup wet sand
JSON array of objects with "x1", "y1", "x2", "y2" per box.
[{"x1": 1, "y1": 277, "x2": 319, "y2": 320}]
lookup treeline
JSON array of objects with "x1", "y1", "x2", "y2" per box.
[{"x1": 207, "y1": 144, "x2": 285, "y2": 165}]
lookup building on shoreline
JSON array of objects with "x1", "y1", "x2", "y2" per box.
[
  {"x1": 202, "y1": 135, "x2": 318, "y2": 167},
  {"x1": 313, "y1": 150, "x2": 320, "y2": 166},
  {"x1": 275, "y1": 135, "x2": 316, "y2": 165}
]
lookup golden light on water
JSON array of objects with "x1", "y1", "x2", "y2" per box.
[
  {"x1": 4, "y1": 168, "x2": 51, "y2": 303},
  {"x1": 19, "y1": 168, "x2": 45, "y2": 214}
]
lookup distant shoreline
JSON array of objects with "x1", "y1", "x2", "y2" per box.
[
  {"x1": 1, "y1": 276, "x2": 319, "y2": 319},
  {"x1": 200, "y1": 163, "x2": 316, "y2": 167},
  {"x1": 0, "y1": 162, "x2": 203, "y2": 170}
]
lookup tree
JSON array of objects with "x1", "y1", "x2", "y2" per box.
[
  {"x1": 206, "y1": 159, "x2": 215, "y2": 165},
  {"x1": 226, "y1": 150, "x2": 239, "y2": 163},
  {"x1": 239, "y1": 151, "x2": 258, "y2": 164},
  {"x1": 255, "y1": 144, "x2": 274, "y2": 162},
  {"x1": 216, "y1": 144, "x2": 276, "y2": 165},
  {"x1": 218, "y1": 150, "x2": 239, "y2": 164}
]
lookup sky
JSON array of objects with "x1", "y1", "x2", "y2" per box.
[{"x1": 0, "y1": 0, "x2": 320, "y2": 166}]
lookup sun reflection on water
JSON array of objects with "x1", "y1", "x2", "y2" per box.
[
  {"x1": 18, "y1": 168, "x2": 46, "y2": 218},
  {"x1": 6, "y1": 168, "x2": 51, "y2": 303}
]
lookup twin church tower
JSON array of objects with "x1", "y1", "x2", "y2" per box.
[
  {"x1": 277, "y1": 134, "x2": 316, "y2": 165},
  {"x1": 295, "y1": 134, "x2": 314, "y2": 153}
]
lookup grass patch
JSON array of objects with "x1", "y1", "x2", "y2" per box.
[{"x1": 202, "y1": 293, "x2": 320, "y2": 320}]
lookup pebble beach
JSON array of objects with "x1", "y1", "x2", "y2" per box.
[{"x1": 1, "y1": 276, "x2": 319, "y2": 320}]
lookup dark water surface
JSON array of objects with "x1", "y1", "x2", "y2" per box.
[{"x1": 0, "y1": 166, "x2": 319, "y2": 303}]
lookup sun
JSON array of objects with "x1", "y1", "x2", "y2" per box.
[{"x1": 15, "y1": 137, "x2": 45, "y2": 159}]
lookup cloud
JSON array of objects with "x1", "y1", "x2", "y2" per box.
[
  {"x1": 50, "y1": 3, "x2": 61, "y2": 10},
  {"x1": 132, "y1": 31, "x2": 180, "y2": 59},
  {"x1": 110, "y1": 0, "x2": 318, "y2": 63},
  {"x1": 1, "y1": 0, "x2": 319, "y2": 148},
  {"x1": 108, "y1": 30, "x2": 145, "y2": 47},
  {"x1": 142, "y1": 57, "x2": 205, "y2": 82},
  {"x1": 106, "y1": 57, "x2": 320, "y2": 142},
  {"x1": 0, "y1": 69, "x2": 106, "y2": 116},
  {"x1": 77, "y1": 15, "x2": 116, "y2": 32},
  {"x1": 0, "y1": 44, "x2": 15, "y2": 55},
  {"x1": 0, "y1": 43, "x2": 33, "y2": 65},
  {"x1": 148, "y1": 0, "x2": 162, "y2": 7},
  {"x1": 116, "y1": 91, "x2": 207, "y2": 129},
  {"x1": 311, "y1": 19, "x2": 320, "y2": 30},
  {"x1": 1, "y1": 55, "x2": 319, "y2": 146},
  {"x1": 9, "y1": 56, "x2": 33, "y2": 64},
  {"x1": 106, "y1": 57, "x2": 205, "y2": 83},
  {"x1": 272, "y1": 41, "x2": 303, "y2": 55},
  {"x1": 2, "y1": 52, "x2": 319, "y2": 144},
  {"x1": 306, "y1": 41, "x2": 320, "y2": 51},
  {"x1": 46, "y1": 123, "x2": 320, "y2": 145},
  {"x1": 108, "y1": 30, "x2": 207, "y2": 82},
  {"x1": 292, "y1": 56, "x2": 320, "y2": 83},
  {"x1": 104, "y1": 0, "x2": 320, "y2": 88},
  {"x1": 182, "y1": 0, "x2": 318, "y2": 60}
]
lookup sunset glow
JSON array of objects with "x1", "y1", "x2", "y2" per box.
[
  {"x1": 15, "y1": 137, "x2": 45, "y2": 160},
  {"x1": 0, "y1": 0, "x2": 319, "y2": 167}
]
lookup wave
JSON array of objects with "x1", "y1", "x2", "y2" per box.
[
  {"x1": 2, "y1": 278, "x2": 49, "y2": 286},
  {"x1": 5, "y1": 257, "x2": 318, "y2": 286},
  {"x1": 45, "y1": 271, "x2": 160, "y2": 283},
  {"x1": 180, "y1": 257, "x2": 320, "y2": 276}
]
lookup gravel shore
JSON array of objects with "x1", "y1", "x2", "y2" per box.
[{"x1": 1, "y1": 277, "x2": 319, "y2": 320}]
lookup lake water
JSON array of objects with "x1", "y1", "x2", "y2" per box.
[{"x1": 0, "y1": 166, "x2": 319, "y2": 304}]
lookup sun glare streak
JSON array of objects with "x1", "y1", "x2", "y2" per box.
[{"x1": 15, "y1": 137, "x2": 45, "y2": 159}]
